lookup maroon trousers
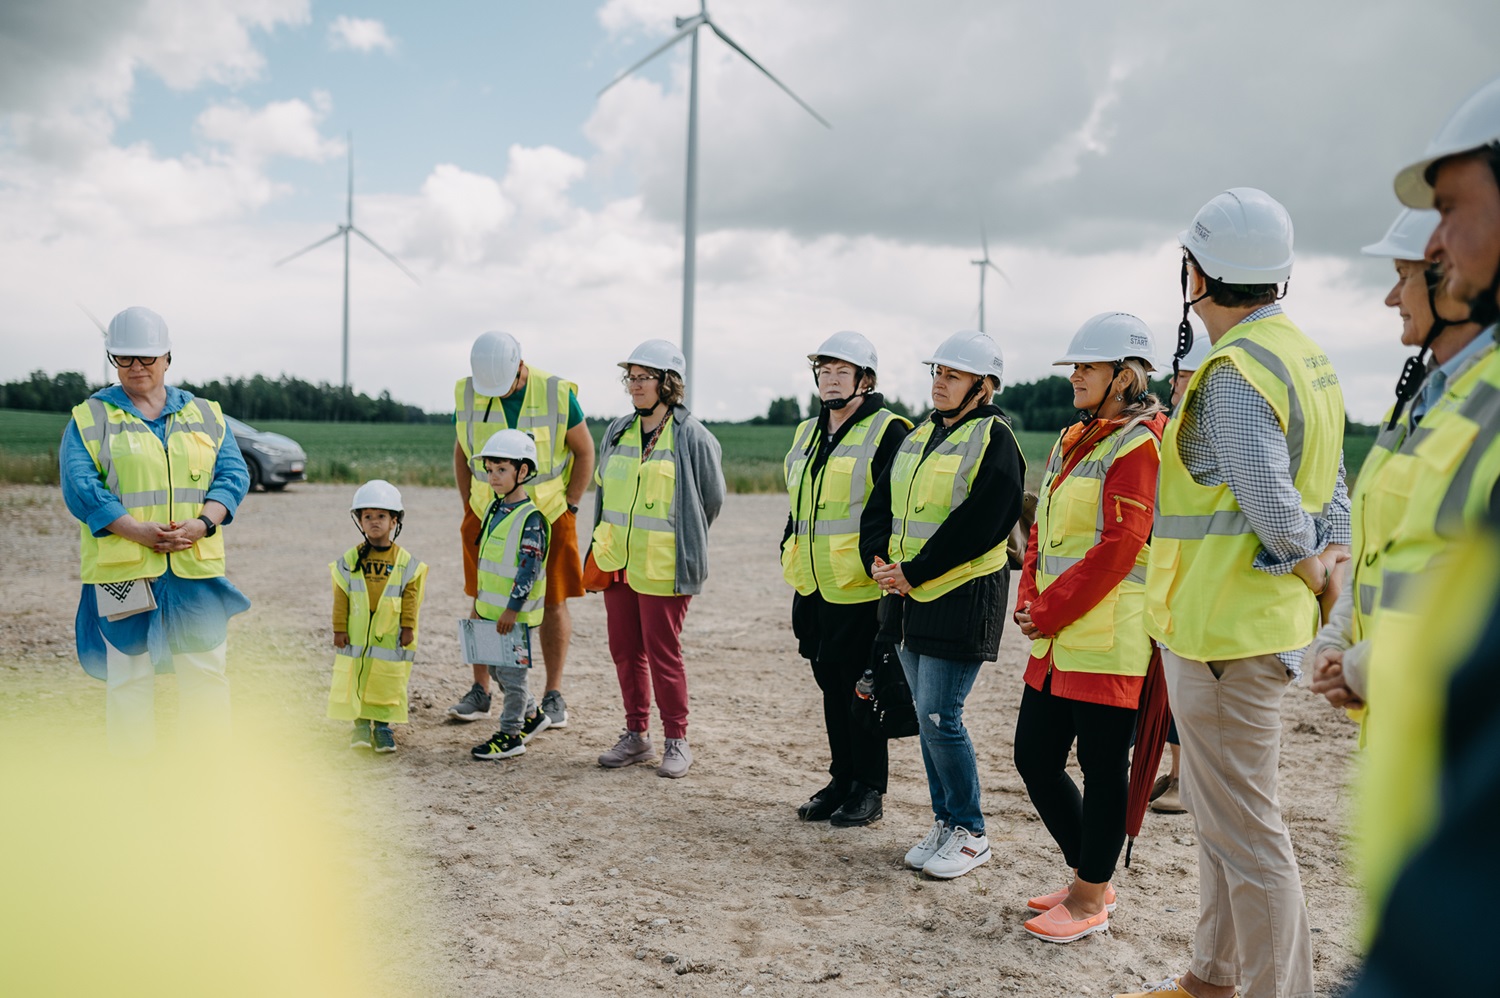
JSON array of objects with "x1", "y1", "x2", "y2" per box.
[{"x1": 603, "y1": 583, "x2": 692, "y2": 739}]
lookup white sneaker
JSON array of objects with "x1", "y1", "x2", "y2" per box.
[
  {"x1": 904, "y1": 820, "x2": 951, "y2": 869},
  {"x1": 921, "y1": 826, "x2": 990, "y2": 879}
]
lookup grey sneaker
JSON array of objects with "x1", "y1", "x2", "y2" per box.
[
  {"x1": 657, "y1": 738, "x2": 692, "y2": 779},
  {"x1": 447, "y1": 683, "x2": 491, "y2": 722},
  {"x1": 541, "y1": 689, "x2": 568, "y2": 728},
  {"x1": 598, "y1": 730, "x2": 653, "y2": 768},
  {"x1": 904, "y1": 820, "x2": 950, "y2": 869}
]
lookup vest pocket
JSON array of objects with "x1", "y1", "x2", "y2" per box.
[
  {"x1": 1060, "y1": 589, "x2": 1118, "y2": 652},
  {"x1": 827, "y1": 532, "x2": 867, "y2": 591},
  {"x1": 643, "y1": 458, "x2": 676, "y2": 507},
  {"x1": 1145, "y1": 537, "x2": 1180, "y2": 634},
  {"x1": 328, "y1": 654, "x2": 355, "y2": 705},
  {"x1": 97, "y1": 534, "x2": 149, "y2": 569},
  {"x1": 643, "y1": 535, "x2": 677, "y2": 587},
  {"x1": 361, "y1": 659, "x2": 411, "y2": 706}
]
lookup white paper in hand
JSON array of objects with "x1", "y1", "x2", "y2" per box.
[{"x1": 458, "y1": 618, "x2": 530, "y2": 668}]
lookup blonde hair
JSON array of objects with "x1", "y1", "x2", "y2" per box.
[{"x1": 1116, "y1": 359, "x2": 1165, "y2": 419}]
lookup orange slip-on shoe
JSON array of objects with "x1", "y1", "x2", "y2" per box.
[
  {"x1": 1113, "y1": 978, "x2": 1240, "y2": 998},
  {"x1": 1026, "y1": 882, "x2": 1116, "y2": 912},
  {"x1": 1023, "y1": 902, "x2": 1109, "y2": 943}
]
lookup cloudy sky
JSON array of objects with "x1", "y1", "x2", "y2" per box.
[{"x1": 2, "y1": 0, "x2": 1496, "y2": 422}]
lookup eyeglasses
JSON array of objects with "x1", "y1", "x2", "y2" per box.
[
  {"x1": 621, "y1": 374, "x2": 660, "y2": 385},
  {"x1": 110, "y1": 355, "x2": 162, "y2": 368}
]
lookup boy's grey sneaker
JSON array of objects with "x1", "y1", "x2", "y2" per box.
[
  {"x1": 520, "y1": 708, "x2": 551, "y2": 743},
  {"x1": 350, "y1": 718, "x2": 372, "y2": 750},
  {"x1": 657, "y1": 738, "x2": 692, "y2": 779},
  {"x1": 447, "y1": 683, "x2": 491, "y2": 721},
  {"x1": 598, "y1": 730, "x2": 653, "y2": 768},
  {"x1": 541, "y1": 689, "x2": 568, "y2": 728},
  {"x1": 372, "y1": 723, "x2": 396, "y2": 754}
]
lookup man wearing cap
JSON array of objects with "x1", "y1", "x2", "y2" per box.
[
  {"x1": 449, "y1": 332, "x2": 595, "y2": 728},
  {"x1": 1118, "y1": 189, "x2": 1351, "y2": 998}
]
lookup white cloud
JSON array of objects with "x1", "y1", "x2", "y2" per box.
[
  {"x1": 196, "y1": 93, "x2": 344, "y2": 167},
  {"x1": 327, "y1": 15, "x2": 395, "y2": 54}
]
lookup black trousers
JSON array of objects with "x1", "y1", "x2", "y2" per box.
[
  {"x1": 1013, "y1": 672, "x2": 1138, "y2": 884},
  {"x1": 793, "y1": 591, "x2": 889, "y2": 794}
]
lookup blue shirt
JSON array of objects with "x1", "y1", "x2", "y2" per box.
[
  {"x1": 1413, "y1": 326, "x2": 1498, "y2": 421},
  {"x1": 61, "y1": 386, "x2": 252, "y2": 679}
]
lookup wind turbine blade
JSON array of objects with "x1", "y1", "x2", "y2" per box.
[
  {"x1": 598, "y1": 22, "x2": 698, "y2": 97},
  {"x1": 707, "y1": 22, "x2": 832, "y2": 129},
  {"x1": 274, "y1": 228, "x2": 344, "y2": 267},
  {"x1": 75, "y1": 301, "x2": 107, "y2": 334},
  {"x1": 980, "y1": 219, "x2": 990, "y2": 257},
  {"x1": 985, "y1": 260, "x2": 1012, "y2": 286},
  {"x1": 350, "y1": 226, "x2": 421, "y2": 285}
]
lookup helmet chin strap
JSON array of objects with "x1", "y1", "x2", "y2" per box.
[
  {"x1": 1079, "y1": 365, "x2": 1126, "y2": 425},
  {"x1": 1174, "y1": 254, "x2": 1210, "y2": 382},
  {"x1": 822, "y1": 388, "x2": 871, "y2": 412}
]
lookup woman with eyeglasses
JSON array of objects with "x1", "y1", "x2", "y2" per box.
[
  {"x1": 59, "y1": 307, "x2": 250, "y2": 755},
  {"x1": 588, "y1": 339, "x2": 725, "y2": 778},
  {"x1": 860, "y1": 330, "x2": 1026, "y2": 880},
  {"x1": 782, "y1": 332, "x2": 912, "y2": 827}
]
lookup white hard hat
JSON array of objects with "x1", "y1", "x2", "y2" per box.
[
  {"x1": 923, "y1": 330, "x2": 1005, "y2": 388},
  {"x1": 1053, "y1": 313, "x2": 1157, "y2": 372},
  {"x1": 1361, "y1": 208, "x2": 1440, "y2": 261},
  {"x1": 1179, "y1": 187, "x2": 1295, "y2": 285},
  {"x1": 477, "y1": 428, "x2": 538, "y2": 467},
  {"x1": 105, "y1": 306, "x2": 172, "y2": 357},
  {"x1": 1178, "y1": 335, "x2": 1213, "y2": 373},
  {"x1": 1395, "y1": 75, "x2": 1500, "y2": 209},
  {"x1": 350, "y1": 479, "x2": 403, "y2": 512},
  {"x1": 808, "y1": 330, "x2": 878, "y2": 372},
  {"x1": 470, "y1": 331, "x2": 522, "y2": 396},
  {"x1": 619, "y1": 339, "x2": 686, "y2": 377}
]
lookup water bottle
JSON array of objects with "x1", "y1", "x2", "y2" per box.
[{"x1": 855, "y1": 669, "x2": 875, "y2": 701}]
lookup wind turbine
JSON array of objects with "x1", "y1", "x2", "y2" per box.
[
  {"x1": 599, "y1": 0, "x2": 830, "y2": 407},
  {"x1": 75, "y1": 302, "x2": 111, "y2": 387},
  {"x1": 274, "y1": 133, "x2": 419, "y2": 390},
  {"x1": 970, "y1": 220, "x2": 1011, "y2": 333}
]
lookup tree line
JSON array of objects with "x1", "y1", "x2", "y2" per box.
[{"x1": 0, "y1": 370, "x2": 440, "y2": 423}]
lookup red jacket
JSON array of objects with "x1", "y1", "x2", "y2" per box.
[{"x1": 1017, "y1": 411, "x2": 1167, "y2": 709}]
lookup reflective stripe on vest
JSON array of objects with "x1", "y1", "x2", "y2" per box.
[
  {"x1": 1145, "y1": 314, "x2": 1346, "y2": 660},
  {"x1": 888, "y1": 414, "x2": 1018, "y2": 602},
  {"x1": 475, "y1": 499, "x2": 551, "y2": 625},
  {"x1": 781, "y1": 407, "x2": 910, "y2": 602},
  {"x1": 1029, "y1": 420, "x2": 1158, "y2": 675},
  {"x1": 590, "y1": 417, "x2": 678, "y2": 597},
  {"x1": 455, "y1": 368, "x2": 577, "y2": 522},
  {"x1": 73, "y1": 396, "x2": 228, "y2": 584}
]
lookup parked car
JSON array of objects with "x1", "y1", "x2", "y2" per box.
[{"x1": 226, "y1": 415, "x2": 306, "y2": 492}]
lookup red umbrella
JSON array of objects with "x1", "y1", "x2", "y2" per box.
[{"x1": 1124, "y1": 645, "x2": 1172, "y2": 867}]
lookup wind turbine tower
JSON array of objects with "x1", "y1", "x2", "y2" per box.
[
  {"x1": 971, "y1": 220, "x2": 1011, "y2": 333},
  {"x1": 600, "y1": 0, "x2": 830, "y2": 406},
  {"x1": 275, "y1": 134, "x2": 419, "y2": 389}
]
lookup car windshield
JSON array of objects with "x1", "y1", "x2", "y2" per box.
[{"x1": 225, "y1": 416, "x2": 258, "y2": 435}]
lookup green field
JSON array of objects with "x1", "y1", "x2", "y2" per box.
[{"x1": 0, "y1": 408, "x2": 1374, "y2": 494}]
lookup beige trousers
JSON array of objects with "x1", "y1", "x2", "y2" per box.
[{"x1": 1163, "y1": 649, "x2": 1315, "y2": 998}]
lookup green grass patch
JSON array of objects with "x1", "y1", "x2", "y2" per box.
[{"x1": 0, "y1": 408, "x2": 1380, "y2": 496}]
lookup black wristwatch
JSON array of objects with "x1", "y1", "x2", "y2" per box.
[
  {"x1": 198, "y1": 514, "x2": 218, "y2": 537},
  {"x1": 567, "y1": 503, "x2": 580, "y2": 515}
]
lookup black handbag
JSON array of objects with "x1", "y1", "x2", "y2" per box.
[{"x1": 851, "y1": 638, "x2": 920, "y2": 740}]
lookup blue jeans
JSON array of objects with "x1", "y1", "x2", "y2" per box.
[{"x1": 898, "y1": 645, "x2": 985, "y2": 835}]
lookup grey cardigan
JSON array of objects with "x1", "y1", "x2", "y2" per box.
[{"x1": 589, "y1": 405, "x2": 725, "y2": 596}]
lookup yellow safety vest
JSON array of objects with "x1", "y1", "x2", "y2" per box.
[
  {"x1": 72, "y1": 396, "x2": 229, "y2": 583},
  {"x1": 1358, "y1": 526, "x2": 1500, "y2": 938},
  {"x1": 328, "y1": 546, "x2": 427, "y2": 723},
  {"x1": 1030, "y1": 420, "x2": 1159, "y2": 676},
  {"x1": 454, "y1": 367, "x2": 577, "y2": 522},
  {"x1": 888, "y1": 414, "x2": 1020, "y2": 603},
  {"x1": 475, "y1": 498, "x2": 551, "y2": 625},
  {"x1": 1145, "y1": 313, "x2": 1346, "y2": 661},
  {"x1": 782, "y1": 407, "x2": 911, "y2": 603},
  {"x1": 590, "y1": 417, "x2": 678, "y2": 597}
]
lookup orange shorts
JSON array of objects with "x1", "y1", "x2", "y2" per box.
[{"x1": 462, "y1": 505, "x2": 585, "y2": 607}]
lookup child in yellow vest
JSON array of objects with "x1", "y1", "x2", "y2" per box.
[
  {"x1": 469, "y1": 430, "x2": 553, "y2": 760},
  {"x1": 329, "y1": 479, "x2": 427, "y2": 753}
]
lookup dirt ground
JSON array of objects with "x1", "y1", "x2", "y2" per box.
[{"x1": 0, "y1": 482, "x2": 1362, "y2": 996}]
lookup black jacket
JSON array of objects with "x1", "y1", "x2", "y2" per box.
[{"x1": 860, "y1": 404, "x2": 1026, "y2": 662}]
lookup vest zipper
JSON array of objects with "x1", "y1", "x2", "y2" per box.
[{"x1": 163, "y1": 411, "x2": 174, "y2": 572}]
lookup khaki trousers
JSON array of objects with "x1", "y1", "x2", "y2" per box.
[{"x1": 1163, "y1": 649, "x2": 1315, "y2": 998}]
